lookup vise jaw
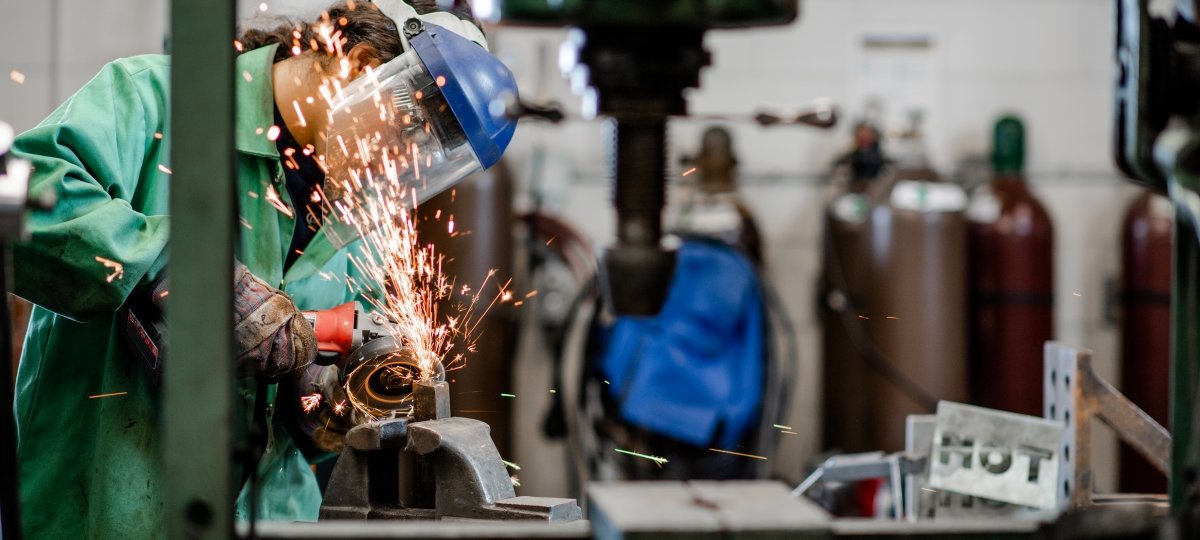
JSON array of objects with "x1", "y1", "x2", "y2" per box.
[{"x1": 319, "y1": 381, "x2": 582, "y2": 522}]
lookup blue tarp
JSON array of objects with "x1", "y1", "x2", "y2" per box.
[{"x1": 600, "y1": 240, "x2": 764, "y2": 448}]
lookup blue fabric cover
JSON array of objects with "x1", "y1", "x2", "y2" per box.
[{"x1": 600, "y1": 240, "x2": 764, "y2": 448}]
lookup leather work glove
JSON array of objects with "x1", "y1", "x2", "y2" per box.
[
  {"x1": 286, "y1": 363, "x2": 366, "y2": 453},
  {"x1": 234, "y1": 261, "x2": 317, "y2": 379}
]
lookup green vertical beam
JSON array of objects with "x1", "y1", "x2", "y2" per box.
[
  {"x1": 1171, "y1": 214, "x2": 1197, "y2": 508},
  {"x1": 1167, "y1": 130, "x2": 1200, "y2": 509},
  {"x1": 166, "y1": 0, "x2": 236, "y2": 537}
]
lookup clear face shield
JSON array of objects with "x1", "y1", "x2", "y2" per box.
[{"x1": 320, "y1": 47, "x2": 482, "y2": 248}]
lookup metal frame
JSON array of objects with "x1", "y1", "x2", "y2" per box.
[
  {"x1": 1043, "y1": 343, "x2": 1170, "y2": 509},
  {"x1": 165, "y1": 0, "x2": 237, "y2": 537}
]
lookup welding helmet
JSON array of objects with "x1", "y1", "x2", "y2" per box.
[{"x1": 322, "y1": 3, "x2": 518, "y2": 247}]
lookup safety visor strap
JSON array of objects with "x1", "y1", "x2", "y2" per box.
[{"x1": 372, "y1": 0, "x2": 490, "y2": 52}]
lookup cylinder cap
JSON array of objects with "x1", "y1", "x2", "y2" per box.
[{"x1": 992, "y1": 115, "x2": 1025, "y2": 175}]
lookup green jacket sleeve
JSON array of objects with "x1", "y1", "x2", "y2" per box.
[{"x1": 11, "y1": 61, "x2": 169, "y2": 321}]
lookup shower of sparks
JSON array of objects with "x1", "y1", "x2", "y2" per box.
[
  {"x1": 500, "y1": 393, "x2": 515, "y2": 398},
  {"x1": 293, "y1": 100, "x2": 308, "y2": 128},
  {"x1": 157, "y1": 164, "x2": 172, "y2": 175},
  {"x1": 89, "y1": 391, "x2": 127, "y2": 399},
  {"x1": 510, "y1": 475, "x2": 521, "y2": 487},
  {"x1": 682, "y1": 167, "x2": 697, "y2": 177},
  {"x1": 300, "y1": 393, "x2": 322, "y2": 413},
  {"x1": 264, "y1": 185, "x2": 294, "y2": 217},
  {"x1": 332, "y1": 399, "x2": 348, "y2": 415},
  {"x1": 266, "y1": 125, "x2": 282, "y2": 141},
  {"x1": 781, "y1": 430, "x2": 798, "y2": 435},
  {"x1": 9, "y1": 71, "x2": 25, "y2": 84},
  {"x1": 615, "y1": 448, "x2": 668, "y2": 467},
  {"x1": 773, "y1": 424, "x2": 793, "y2": 430},
  {"x1": 286, "y1": 11, "x2": 514, "y2": 420},
  {"x1": 95, "y1": 256, "x2": 124, "y2": 282},
  {"x1": 502, "y1": 460, "x2": 521, "y2": 471},
  {"x1": 708, "y1": 448, "x2": 768, "y2": 460}
]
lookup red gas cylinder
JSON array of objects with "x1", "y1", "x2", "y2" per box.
[
  {"x1": 967, "y1": 116, "x2": 1055, "y2": 417},
  {"x1": 1118, "y1": 190, "x2": 1173, "y2": 494}
]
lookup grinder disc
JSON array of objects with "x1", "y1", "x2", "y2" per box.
[{"x1": 341, "y1": 336, "x2": 445, "y2": 418}]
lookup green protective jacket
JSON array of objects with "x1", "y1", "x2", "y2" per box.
[{"x1": 12, "y1": 44, "x2": 368, "y2": 538}]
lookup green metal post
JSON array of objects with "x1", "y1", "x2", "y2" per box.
[
  {"x1": 1171, "y1": 212, "x2": 1198, "y2": 507},
  {"x1": 165, "y1": 0, "x2": 237, "y2": 537},
  {"x1": 1165, "y1": 128, "x2": 1200, "y2": 509}
]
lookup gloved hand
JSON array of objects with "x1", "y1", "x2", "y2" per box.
[
  {"x1": 287, "y1": 363, "x2": 366, "y2": 453},
  {"x1": 234, "y1": 261, "x2": 317, "y2": 378}
]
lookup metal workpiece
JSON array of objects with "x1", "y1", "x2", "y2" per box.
[
  {"x1": 412, "y1": 380, "x2": 451, "y2": 422},
  {"x1": 795, "y1": 451, "x2": 927, "y2": 521},
  {"x1": 589, "y1": 481, "x2": 828, "y2": 539},
  {"x1": 407, "y1": 417, "x2": 582, "y2": 521},
  {"x1": 1043, "y1": 342, "x2": 1171, "y2": 509}
]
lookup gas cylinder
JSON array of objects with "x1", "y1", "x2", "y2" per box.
[
  {"x1": 822, "y1": 121, "x2": 886, "y2": 453},
  {"x1": 822, "y1": 117, "x2": 969, "y2": 453},
  {"x1": 966, "y1": 116, "x2": 1055, "y2": 417},
  {"x1": 1118, "y1": 190, "x2": 1173, "y2": 494},
  {"x1": 864, "y1": 158, "x2": 970, "y2": 452},
  {"x1": 673, "y1": 126, "x2": 763, "y2": 264}
]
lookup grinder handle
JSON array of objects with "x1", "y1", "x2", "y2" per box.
[{"x1": 303, "y1": 301, "x2": 359, "y2": 366}]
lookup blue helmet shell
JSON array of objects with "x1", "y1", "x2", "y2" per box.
[{"x1": 411, "y1": 23, "x2": 518, "y2": 169}]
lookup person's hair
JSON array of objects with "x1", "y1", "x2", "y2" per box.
[{"x1": 237, "y1": 0, "x2": 481, "y2": 64}]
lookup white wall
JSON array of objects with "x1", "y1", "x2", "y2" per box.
[{"x1": 0, "y1": 0, "x2": 1147, "y2": 499}]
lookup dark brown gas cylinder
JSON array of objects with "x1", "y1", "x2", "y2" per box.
[
  {"x1": 864, "y1": 164, "x2": 970, "y2": 452},
  {"x1": 415, "y1": 162, "x2": 517, "y2": 456},
  {"x1": 822, "y1": 122, "x2": 885, "y2": 453},
  {"x1": 967, "y1": 116, "x2": 1055, "y2": 417},
  {"x1": 1118, "y1": 190, "x2": 1173, "y2": 494}
]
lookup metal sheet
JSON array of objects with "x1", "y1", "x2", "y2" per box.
[
  {"x1": 929, "y1": 402, "x2": 1063, "y2": 510},
  {"x1": 588, "y1": 481, "x2": 829, "y2": 540},
  {"x1": 906, "y1": 415, "x2": 1050, "y2": 521},
  {"x1": 164, "y1": 0, "x2": 236, "y2": 537},
  {"x1": 249, "y1": 520, "x2": 591, "y2": 539}
]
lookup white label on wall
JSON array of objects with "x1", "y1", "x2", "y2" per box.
[{"x1": 929, "y1": 401, "x2": 1064, "y2": 510}]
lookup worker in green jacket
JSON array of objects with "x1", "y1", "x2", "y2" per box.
[{"x1": 9, "y1": 0, "x2": 514, "y2": 536}]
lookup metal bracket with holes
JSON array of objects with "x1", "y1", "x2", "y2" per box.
[{"x1": 1043, "y1": 342, "x2": 1171, "y2": 508}]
